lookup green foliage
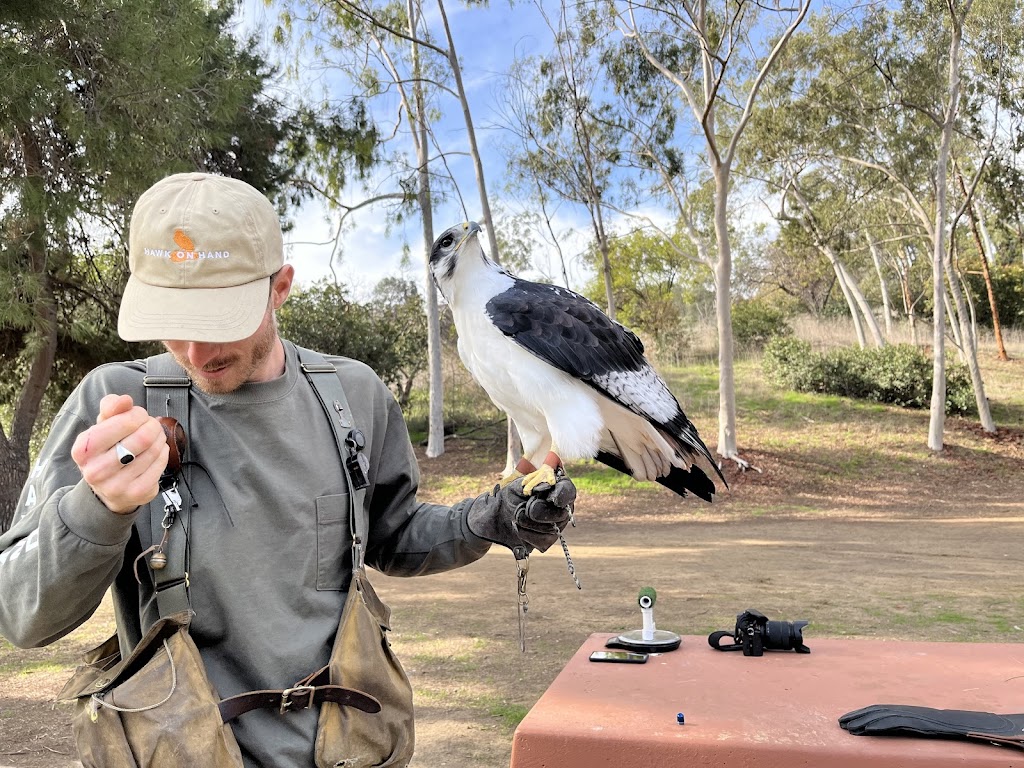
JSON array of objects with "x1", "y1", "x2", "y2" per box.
[
  {"x1": 962, "y1": 263, "x2": 1024, "y2": 329},
  {"x1": 762, "y1": 337, "x2": 974, "y2": 414},
  {"x1": 0, "y1": 1, "x2": 363, "y2": 528},
  {"x1": 581, "y1": 228, "x2": 712, "y2": 356},
  {"x1": 731, "y1": 299, "x2": 792, "y2": 349},
  {"x1": 278, "y1": 278, "x2": 427, "y2": 409}
]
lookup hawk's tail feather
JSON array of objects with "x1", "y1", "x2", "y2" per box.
[
  {"x1": 594, "y1": 451, "x2": 716, "y2": 502},
  {"x1": 663, "y1": 414, "x2": 726, "y2": 487}
]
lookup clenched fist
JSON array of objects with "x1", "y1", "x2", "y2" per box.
[{"x1": 71, "y1": 394, "x2": 169, "y2": 514}]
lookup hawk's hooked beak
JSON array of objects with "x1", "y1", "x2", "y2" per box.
[{"x1": 458, "y1": 221, "x2": 482, "y2": 249}]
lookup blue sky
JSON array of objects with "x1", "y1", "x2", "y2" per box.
[{"x1": 235, "y1": 0, "x2": 596, "y2": 298}]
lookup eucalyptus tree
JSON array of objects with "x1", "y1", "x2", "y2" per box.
[
  {"x1": 775, "y1": 168, "x2": 886, "y2": 348},
  {"x1": 756, "y1": 226, "x2": 838, "y2": 316},
  {"x1": 751, "y1": 1, "x2": 1020, "y2": 446},
  {"x1": 501, "y1": 3, "x2": 626, "y2": 318},
  {"x1": 273, "y1": 0, "x2": 513, "y2": 459},
  {"x1": 0, "y1": 0, "x2": 302, "y2": 530},
  {"x1": 593, "y1": 0, "x2": 811, "y2": 469},
  {"x1": 580, "y1": 227, "x2": 710, "y2": 354}
]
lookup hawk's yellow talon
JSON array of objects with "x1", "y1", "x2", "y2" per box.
[
  {"x1": 498, "y1": 470, "x2": 523, "y2": 489},
  {"x1": 521, "y1": 464, "x2": 557, "y2": 495}
]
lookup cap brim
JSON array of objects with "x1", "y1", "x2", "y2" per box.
[{"x1": 118, "y1": 275, "x2": 270, "y2": 343}]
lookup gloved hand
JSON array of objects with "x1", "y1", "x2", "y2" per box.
[
  {"x1": 467, "y1": 476, "x2": 576, "y2": 554},
  {"x1": 839, "y1": 704, "x2": 1024, "y2": 748}
]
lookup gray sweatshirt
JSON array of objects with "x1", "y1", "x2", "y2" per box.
[{"x1": 0, "y1": 340, "x2": 492, "y2": 767}]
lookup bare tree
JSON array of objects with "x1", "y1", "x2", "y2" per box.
[
  {"x1": 865, "y1": 231, "x2": 894, "y2": 339},
  {"x1": 500, "y1": 2, "x2": 624, "y2": 318},
  {"x1": 608, "y1": 0, "x2": 810, "y2": 468},
  {"x1": 274, "y1": 0, "x2": 514, "y2": 458},
  {"x1": 778, "y1": 170, "x2": 886, "y2": 348}
]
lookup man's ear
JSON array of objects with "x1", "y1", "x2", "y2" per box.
[{"x1": 271, "y1": 264, "x2": 295, "y2": 310}]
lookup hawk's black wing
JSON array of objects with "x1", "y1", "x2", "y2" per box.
[
  {"x1": 485, "y1": 279, "x2": 647, "y2": 385},
  {"x1": 486, "y1": 278, "x2": 723, "y2": 489}
]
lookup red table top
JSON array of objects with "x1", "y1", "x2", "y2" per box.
[{"x1": 510, "y1": 633, "x2": 1024, "y2": 768}]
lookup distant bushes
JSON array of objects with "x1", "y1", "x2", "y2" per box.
[
  {"x1": 762, "y1": 337, "x2": 974, "y2": 414},
  {"x1": 732, "y1": 299, "x2": 792, "y2": 349}
]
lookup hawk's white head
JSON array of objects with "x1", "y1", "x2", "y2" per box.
[{"x1": 429, "y1": 220, "x2": 498, "y2": 302}]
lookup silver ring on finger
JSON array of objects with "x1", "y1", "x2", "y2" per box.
[{"x1": 115, "y1": 441, "x2": 136, "y2": 466}]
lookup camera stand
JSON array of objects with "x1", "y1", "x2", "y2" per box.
[
  {"x1": 604, "y1": 587, "x2": 682, "y2": 652},
  {"x1": 605, "y1": 629, "x2": 682, "y2": 653}
]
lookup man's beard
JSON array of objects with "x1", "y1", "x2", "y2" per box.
[{"x1": 169, "y1": 314, "x2": 278, "y2": 395}]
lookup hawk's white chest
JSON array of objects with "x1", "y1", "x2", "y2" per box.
[{"x1": 448, "y1": 271, "x2": 604, "y2": 460}]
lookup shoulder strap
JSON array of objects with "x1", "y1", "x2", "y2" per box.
[
  {"x1": 294, "y1": 346, "x2": 368, "y2": 573},
  {"x1": 143, "y1": 356, "x2": 193, "y2": 619}
]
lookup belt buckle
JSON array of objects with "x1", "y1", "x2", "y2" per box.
[{"x1": 279, "y1": 685, "x2": 316, "y2": 714}]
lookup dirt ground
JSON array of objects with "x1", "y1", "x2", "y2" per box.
[{"x1": 2, "y1": 420, "x2": 1023, "y2": 768}]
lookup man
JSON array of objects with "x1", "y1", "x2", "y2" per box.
[{"x1": 0, "y1": 173, "x2": 575, "y2": 767}]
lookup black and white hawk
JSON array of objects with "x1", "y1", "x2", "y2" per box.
[{"x1": 429, "y1": 221, "x2": 724, "y2": 502}]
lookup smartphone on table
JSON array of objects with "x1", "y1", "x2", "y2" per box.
[{"x1": 589, "y1": 650, "x2": 649, "y2": 664}]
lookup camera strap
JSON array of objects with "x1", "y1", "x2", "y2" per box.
[
  {"x1": 143, "y1": 355, "x2": 194, "y2": 619},
  {"x1": 707, "y1": 630, "x2": 743, "y2": 651}
]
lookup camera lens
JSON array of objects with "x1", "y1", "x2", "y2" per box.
[{"x1": 764, "y1": 619, "x2": 808, "y2": 650}]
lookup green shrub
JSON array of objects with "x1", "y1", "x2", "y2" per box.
[
  {"x1": 818, "y1": 346, "x2": 873, "y2": 399},
  {"x1": 732, "y1": 299, "x2": 792, "y2": 349},
  {"x1": 863, "y1": 344, "x2": 932, "y2": 408},
  {"x1": 762, "y1": 336, "x2": 826, "y2": 392},
  {"x1": 945, "y1": 365, "x2": 975, "y2": 415},
  {"x1": 762, "y1": 338, "x2": 975, "y2": 414}
]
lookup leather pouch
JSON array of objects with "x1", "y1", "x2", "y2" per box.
[
  {"x1": 57, "y1": 611, "x2": 244, "y2": 768},
  {"x1": 315, "y1": 570, "x2": 415, "y2": 768}
]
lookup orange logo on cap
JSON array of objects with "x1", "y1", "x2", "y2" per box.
[{"x1": 170, "y1": 229, "x2": 199, "y2": 262}]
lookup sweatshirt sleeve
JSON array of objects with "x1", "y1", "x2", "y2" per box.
[
  {"x1": 0, "y1": 379, "x2": 140, "y2": 649},
  {"x1": 360, "y1": 378, "x2": 492, "y2": 577}
]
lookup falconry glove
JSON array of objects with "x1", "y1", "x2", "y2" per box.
[
  {"x1": 839, "y1": 704, "x2": 1024, "y2": 749},
  {"x1": 467, "y1": 476, "x2": 576, "y2": 554}
]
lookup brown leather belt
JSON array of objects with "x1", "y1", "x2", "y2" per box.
[{"x1": 218, "y1": 667, "x2": 381, "y2": 722}]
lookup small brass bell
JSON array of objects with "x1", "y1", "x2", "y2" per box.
[{"x1": 150, "y1": 550, "x2": 167, "y2": 570}]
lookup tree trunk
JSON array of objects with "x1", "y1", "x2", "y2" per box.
[
  {"x1": 958, "y1": 173, "x2": 1010, "y2": 361},
  {"x1": 1, "y1": 125, "x2": 59, "y2": 532},
  {"x1": 408, "y1": 0, "x2": 445, "y2": 458},
  {"x1": 929, "y1": 0, "x2": 973, "y2": 451},
  {"x1": 832, "y1": 255, "x2": 868, "y2": 348},
  {"x1": 437, "y1": 0, "x2": 521, "y2": 464},
  {"x1": 0, "y1": 443, "x2": 29, "y2": 532},
  {"x1": 866, "y1": 232, "x2": 894, "y2": 338},
  {"x1": 598, "y1": 236, "x2": 616, "y2": 320},
  {"x1": 943, "y1": 249, "x2": 996, "y2": 433},
  {"x1": 943, "y1": 289, "x2": 965, "y2": 358},
  {"x1": 836, "y1": 260, "x2": 885, "y2": 348},
  {"x1": 437, "y1": 0, "x2": 499, "y2": 259},
  {"x1": 713, "y1": 166, "x2": 738, "y2": 461}
]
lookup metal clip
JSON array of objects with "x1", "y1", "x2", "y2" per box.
[
  {"x1": 151, "y1": 480, "x2": 182, "y2": 570},
  {"x1": 161, "y1": 482, "x2": 182, "y2": 515}
]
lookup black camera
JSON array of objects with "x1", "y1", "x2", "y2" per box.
[{"x1": 708, "y1": 608, "x2": 810, "y2": 656}]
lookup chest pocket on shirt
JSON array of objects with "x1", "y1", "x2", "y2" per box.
[{"x1": 316, "y1": 494, "x2": 352, "y2": 591}]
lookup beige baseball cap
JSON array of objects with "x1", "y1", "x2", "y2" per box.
[{"x1": 118, "y1": 172, "x2": 284, "y2": 342}]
